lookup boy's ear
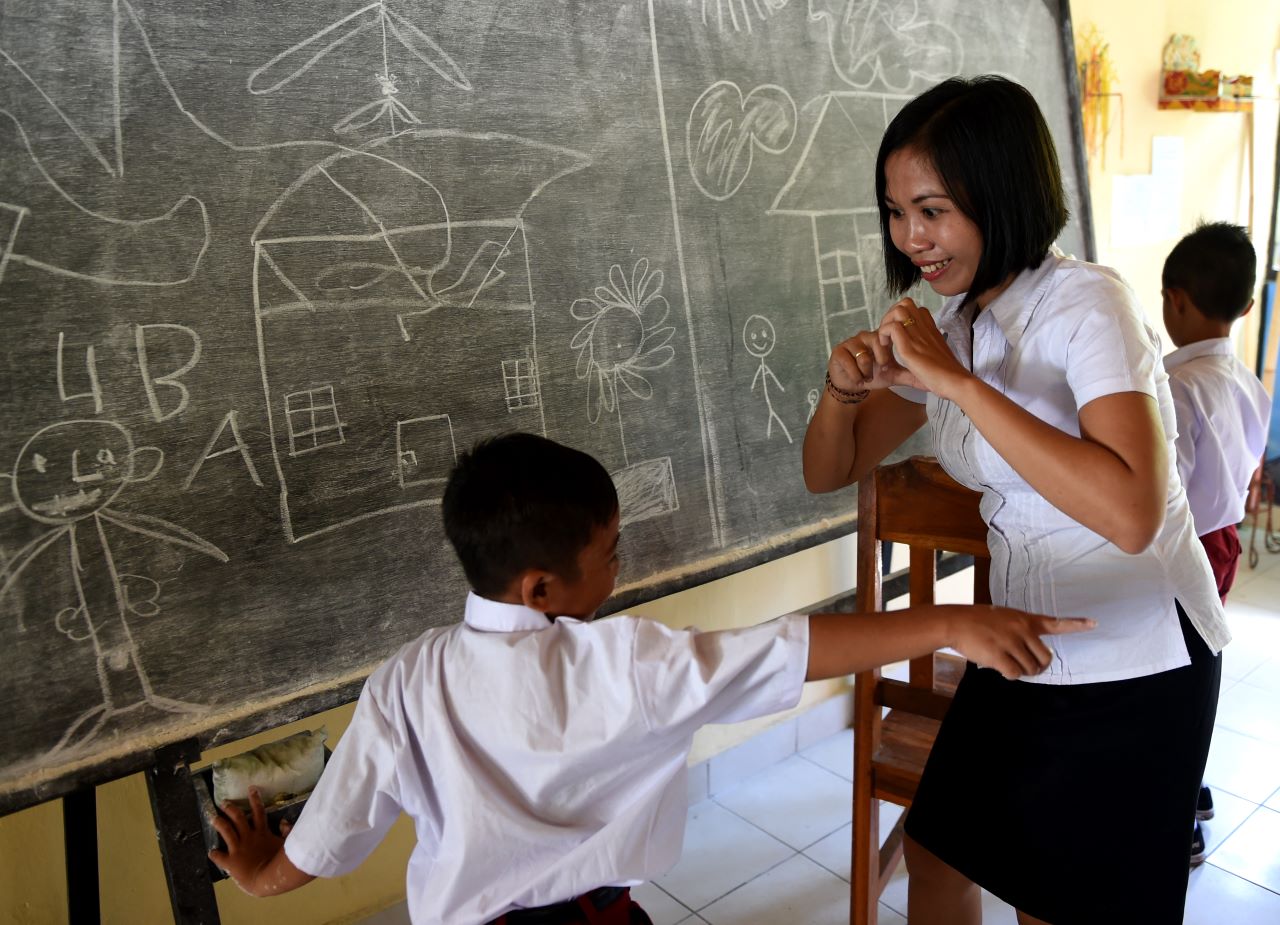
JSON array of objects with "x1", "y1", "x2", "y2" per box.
[
  {"x1": 1241, "y1": 298, "x2": 1255, "y2": 317},
  {"x1": 1165, "y1": 287, "x2": 1195, "y2": 318},
  {"x1": 517, "y1": 569, "x2": 557, "y2": 613}
]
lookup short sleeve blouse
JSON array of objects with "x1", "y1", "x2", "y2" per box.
[{"x1": 903, "y1": 256, "x2": 1228, "y2": 684}]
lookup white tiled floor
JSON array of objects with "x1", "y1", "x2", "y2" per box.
[{"x1": 361, "y1": 543, "x2": 1280, "y2": 924}]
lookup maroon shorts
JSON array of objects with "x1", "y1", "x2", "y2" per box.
[
  {"x1": 488, "y1": 887, "x2": 652, "y2": 925},
  {"x1": 1199, "y1": 523, "x2": 1241, "y2": 602}
]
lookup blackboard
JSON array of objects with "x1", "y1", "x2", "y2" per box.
[{"x1": 0, "y1": 0, "x2": 1091, "y2": 811}]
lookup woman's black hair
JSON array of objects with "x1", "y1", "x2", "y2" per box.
[
  {"x1": 875, "y1": 76, "x2": 1069, "y2": 304},
  {"x1": 441, "y1": 432, "x2": 618, "y2": 599}
]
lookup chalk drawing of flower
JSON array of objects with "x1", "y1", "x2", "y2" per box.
[{"x1": 570, "y1": 259, "x2": 676, "y2": 424}]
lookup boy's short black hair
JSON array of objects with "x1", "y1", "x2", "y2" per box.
[
  {"x1": 875, "y1": 76, "x2": 1069, "y2": 304},
  {"x1": 442, "y1": 433, "x2": 619, "y2": 599},
  {"x1": 1162, "y1": 221, "x2": 1257, "y2": 322}
]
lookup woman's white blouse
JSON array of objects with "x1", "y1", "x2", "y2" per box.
[{"x1": 900, "y1": 255, "x2": 1229, "y2": 684}]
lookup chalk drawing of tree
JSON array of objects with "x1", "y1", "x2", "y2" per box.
[
  {"x1": 247, "y1": 0, "x2": 472, "y2": 136},
  {"x1": 0, "y1": 420, "x2": 228, "y2": 757},
  {"x1": 570, "y1": 259, "x2": 676, "y2": 462}
]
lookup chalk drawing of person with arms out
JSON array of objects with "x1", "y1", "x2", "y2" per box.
[{"x1": 0, "y1": 420, "x2": 228, "y2": 757}]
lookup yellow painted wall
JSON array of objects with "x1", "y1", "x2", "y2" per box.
[
  {"x1": 1072, "y1": 0, "x2": 1280, "y2": 380},
  {"x1": 4, "y1": 3, "x2": 1278, "y2": 923}
]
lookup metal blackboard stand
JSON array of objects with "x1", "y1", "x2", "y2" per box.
[
  {"x1": 3, "y1": 667, "x2": 367, "y2": 924},
  {"x1": 63, "y1": 787, "x2": 101, "y2": 924},
  {"x1": 57, "y1": 738, "x2": 221, "y2": 925},
  {"x1": 146, "y1": 739, "x2": 221, "y2": 924}
]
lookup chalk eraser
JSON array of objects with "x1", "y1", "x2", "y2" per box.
[
  {"x1": 211, "y1": 727, "x2": 327, "y2": 809},
  {"x1": 194, "y1": 730, "x2": 330, "y2": 881}
]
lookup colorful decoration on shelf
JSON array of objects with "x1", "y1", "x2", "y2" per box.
[
  {"x1": 1075, "y1": 23, "x2": 1121, "y2": 169},
  {"x1": 1162, "y1": 33, "x2": 1200, "y2": 70},
  {"x1": 1159, "y1": 34, "x2": 1253, "y2": 112},
  {"x1": 1223, "y1": 75, "x2": 1253, "y2": 101}
]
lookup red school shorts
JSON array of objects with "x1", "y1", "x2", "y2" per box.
[{"x1": 1199, "y1": 523, "x2": 1241, "y2": 603}]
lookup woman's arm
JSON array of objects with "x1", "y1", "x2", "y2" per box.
[
  {"x1": 802, "y1": 388, "x2": 927, "y2": 492},
  {"x1": 881, "y1": 304, "x2": 1167, "y2": 554},
  {"x1": 802, "y1": 321, "x2": 928, "y2": 492}
]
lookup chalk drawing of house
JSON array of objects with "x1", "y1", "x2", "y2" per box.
[
  {"x1": 251, "y1": 129, "x2": 590, "y2": 542},
  {"x1": 768, "y1": 92, "x2": 897, "y2": 357}
]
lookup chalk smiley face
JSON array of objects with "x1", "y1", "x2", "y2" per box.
[
  {"x1": 11, "y1": 421, "x2": 161, "y2": 525},
  {"x1": 743, "y1": 314, "x2": 777, "y2": 358}
]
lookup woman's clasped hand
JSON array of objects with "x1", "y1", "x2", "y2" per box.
[{"x1": 827, "y1": 296, "x2": 978, "y2": 403}]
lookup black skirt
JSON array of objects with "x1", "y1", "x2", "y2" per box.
[{"x1": 903, "y1": 605, "x2": 1221, "y2": 925}]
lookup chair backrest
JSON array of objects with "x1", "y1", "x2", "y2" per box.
[
  {"x1": 849, "y1": 456, "x2": 992, "y2": 925},
  {"x1": 855, "y1": 456, "x2": 990, "y2": 693}
]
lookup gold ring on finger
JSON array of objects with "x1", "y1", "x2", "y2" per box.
[
  {"x1": 853, "y1": 350, "x2": 870, "y2": 361},
  {"x1": 900, "y1": 317, "x2": 916, "y2": 327}
]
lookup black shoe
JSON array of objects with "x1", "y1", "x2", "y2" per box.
[
  {"x1": 1190, "y1": 821, "x2": 1207, "y2": 867},
  {"x1": 1197, "y1": 785, "x2": 1215, "y2": 821}
]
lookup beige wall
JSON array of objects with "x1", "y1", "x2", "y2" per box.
[
  {"x1": 1072, "y1": 0, "x2": 1280, "y2": 379},
  {"x1": 4, "y1": 3, "x2": 1278, "y2": 923}
]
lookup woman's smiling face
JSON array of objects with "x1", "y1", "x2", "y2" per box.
[{"x1": 883, "y1": 147, "x2": 985, "y2": 302}]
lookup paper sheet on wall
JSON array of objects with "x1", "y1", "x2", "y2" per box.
[
  {"x1": 1110, "y1": 137, "x2": 1185, "y2": 247},
  {"x1": 1111, "y1": 174, "x2": 1158, "y2": 246},
  {"x1": 1150, "y1": 136, "x2": 1185, "y2": 240}
]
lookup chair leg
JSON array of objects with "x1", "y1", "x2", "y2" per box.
[
  {"x1": 850, "y1": 784, "x2": 879, "y2": 925},
  {"x1": 878, "y1": 814, "x2": 906, "y2": 899}
]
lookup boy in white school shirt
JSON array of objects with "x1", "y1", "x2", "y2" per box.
[
  {"x1": 1162, "y1": 221, "x2": 1273, "y2": 864},
  {"x1": 208, "y1": 432, "x2": 1091, "y2": 925}
]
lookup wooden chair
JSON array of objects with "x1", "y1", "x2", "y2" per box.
[{"x1": 849, "y1": 456, "x2": 991, "y2": 925}]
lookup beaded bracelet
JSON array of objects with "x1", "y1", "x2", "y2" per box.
[{"x1": 825, "y1": 371, "x2": 870, "y2": 405}]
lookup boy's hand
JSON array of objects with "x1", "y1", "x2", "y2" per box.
[
  {"x1": 209, "y1": 787, "x2": 310, "y2": 896},
  {"x1": 949, "y1": 607, "x2": 1095, "y2": 679}
]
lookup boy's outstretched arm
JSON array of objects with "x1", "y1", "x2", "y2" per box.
[
  {"x1": 209, "y1": 788, "x2": 316, "y2": 897},
  {"x1": 805, "y1": 605, "x2": 1095, "y2": 682}
]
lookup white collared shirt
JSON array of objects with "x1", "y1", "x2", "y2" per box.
[
  {"x1": 1164, "y1": 337, "x2": 1272, "y2": 536},
  {"x1": 898, "y1": 255, "x2": 1229, "y2": 684},
  {"x1": 285, "y1": 593, "x2": 808, "y2": 924}
]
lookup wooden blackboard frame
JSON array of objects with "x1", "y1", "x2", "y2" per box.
[{"x1": 1061, "y1": 0, "x2": 1098, "y2": 263}]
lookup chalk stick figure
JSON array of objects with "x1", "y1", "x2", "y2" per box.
[
  {"x1": 743, "y1": 314, "x2": 792, "y2": 443},
  {"x1": 1, "y1": 420, "x2": 228, "y2": 756}
]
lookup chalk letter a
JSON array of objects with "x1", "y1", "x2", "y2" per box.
[{"x1": 183, "y1": 410, "x2": 264, "y2": 490}]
